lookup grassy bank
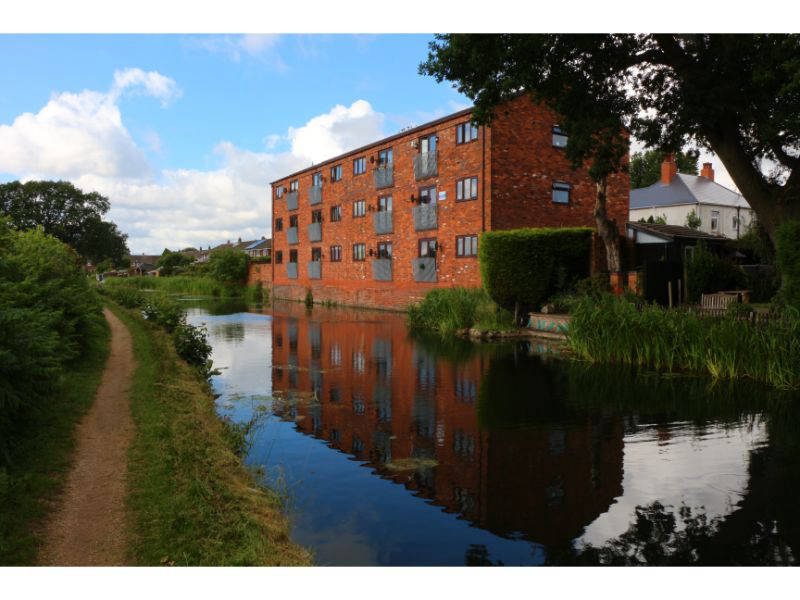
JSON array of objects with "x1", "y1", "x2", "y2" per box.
[
  {"x1": 0, "y1": 316, "x2": 110, "y2": 565},
  {"x1": 567, "y1": 295, "x2": 800, "y2": 390},
  {"x1": 407, "y1": 287, "x2": 515, "y2": 335},
  {"x1": 108, "y1": 302, "x2": 311, "y2": 565},
  {"x1": 104, "y1": 275, "x2": 269, "y2": 304}
]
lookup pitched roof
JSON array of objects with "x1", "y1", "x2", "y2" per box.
[
  {"x1": 244, "y1": 238, "x2": 271, "y2": 250},
  {"x1": 630, "y1": 173, "x2": 750, "y2": 210},
  {"x1": 626, "y1": 221, "x2": 728, "y2": 242}
]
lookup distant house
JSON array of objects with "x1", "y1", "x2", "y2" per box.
[
  {"x1": 244, "y1": 237, "x2": 271, "y2": 259},
  {"x1": 194, "y1": 237, "x2": 271, "y2": 262},
  {"x1": 130, "y1": 254, "x2": 160, "y2": 275},
  {"x1": 629, "y1": 156, "x2": 755, "y2": 239}
]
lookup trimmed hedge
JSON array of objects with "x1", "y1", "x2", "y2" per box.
[
  {"x1": 776, "y1": 220, "x2": 800, "y2": 310},
  {"x1": 479, "y1": 227, "x2": 593, "y2": 313}
]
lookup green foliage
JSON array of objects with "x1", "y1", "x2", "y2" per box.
[
  {"x1": 407, "y1": 287, "x2": 514, "y2": 335},
  {"x1": 566, "y1": 294, "x2": 800, "y2": 390},
  {"x1": 0, "y1": 180, "x2": 129, "y2": 264},
  {"x1": 102, "y1": 284, "x2": 144, "y2": 309},
  {"x1": 304, "y1": 288, "x2": 314, "y2": 309},
  {"x1": 173, "y1": 322, "x2": 214, "y2": 377},
  {"x1": 732, "y1": 220, "x2": 775, "y2": 264},
  {"x1": 156, "y1": 250, "x2": 193, "y2": 276},
  {"x1": 629, "y1": 149, "x2": 699, "y2": 189},
  {"x1": 104, "y1": 275, "x2": 230, "y2": 297},
  {"x1": 141, "y1": 294, "x2": 185, "y2": 332},
  {"x1": 685, "y1": 243, "x2": 748, "y2": 303},
  {"x1": 207, "y1": 247, "x2": 247, "y2": 285},
  {"x1": 685, "y1": 209, "x2": 701, "y2": 229},
  {"x1": 646, "y1": 214, "x2": 667, "y2": 225},
  {"x1": 479, "y1": 227, "x2": 593, "y2": 313},
  {"x1": 95, "y1": 258, "x2": 114, "y2": 273},
  {"x1": 776, "y1": 220, "x2": 800, "y2": 310}
]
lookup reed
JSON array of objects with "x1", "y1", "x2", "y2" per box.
[
  {"x1": 104, "y1": 275, "x2": 231, "y2": 297},
  {"x1": 566, "y1": 295, "x2": 800, "y2": 390},
  {"x1": 407, "y1": 287, "x2": 515, "y2": 335}
]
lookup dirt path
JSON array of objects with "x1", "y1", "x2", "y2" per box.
[{"x1": 39, "y1": 308, "x2": 135, "y2": 566}]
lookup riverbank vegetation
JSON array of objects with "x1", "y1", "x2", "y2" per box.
[
  {"x1": 567, "y1": 294, "x2": 800, "y2": 390},
  {"x1": 0, "y1": 218, "x2": 109, "y2": 564},
  {"x1": 407, "y1": 288, "x2": 514, "y2": 335},
  {"x1": 107, "y1": 300, "x2": 311, "y2": 565},
  {"x1": 103, "y1": 273, "x2": 269, "y2": 304}
]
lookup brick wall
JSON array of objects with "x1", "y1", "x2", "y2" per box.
[{"x1": 247, "y1": 262, "x2": 272, "y2": 286}]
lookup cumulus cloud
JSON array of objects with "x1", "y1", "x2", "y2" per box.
[{"x1": 0, "y1": 70, "x2": 387, "y2": 253}]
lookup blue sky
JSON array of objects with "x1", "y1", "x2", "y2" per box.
[{"x1": 0, "y1": 34, "x2": 471, "y2": 253}]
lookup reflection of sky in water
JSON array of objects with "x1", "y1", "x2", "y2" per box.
[{"x1": 186, "y1": 306, "x2": 774, "y2": 566}]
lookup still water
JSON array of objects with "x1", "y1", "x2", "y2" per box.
[{"x1": 187, "y1": 300, "x2": 800, "y2": 566}]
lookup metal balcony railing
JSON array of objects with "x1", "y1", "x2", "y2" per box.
[
  {"x1": 286, "y1": 263, "x2": 298, "y2": 279},
  {"x1": 308, "y1": 185, "x2": 322, "y2": 206},
  {"x1": 412, "y1": 203, "x2": 437, "y2": 231},
  {"x1": 374, "y1": 164, "x2": 393, "y2": 189},
  {"x1": 412, "y1": 257, "x2": 437, "y2": 282},
  {"x1": 373, "y1": 210, "x2": 393, "y2": 235},
  {"x1": 287, "y1": 226, "x2": 299, "y2": 245},
  {"x1": 308, "y1": 222, "x2": 322, "y2": 242},
  {"x1": 371, "y1": 258, "x2": 392, "y2": 281},
  {"x1": 307, "y1": 261, "x2": 321, "y2": 280},
  {"x1": 286, "y1": 190, "x2": 298, "y2": 211},
  {"x1": 413, "y1": 152, "x2": 437, "y2": 180}
]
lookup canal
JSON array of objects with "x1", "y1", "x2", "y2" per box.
[{"x1": 186, "y1": 300, "x2": 799, "y2": 566}]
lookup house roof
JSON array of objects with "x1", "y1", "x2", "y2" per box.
[
  {"x1": 244, "y1": 238, "x2": 271, "y2": 250},
  {"x1": 630, "y1": 173, "x2": 750, "y2": 210},
  {"x1": 626, "y1": 221, "x2": 728, "y2": 242},
  {"x1": 130, "y1": 254, "x2": 161, "y2": 266}
]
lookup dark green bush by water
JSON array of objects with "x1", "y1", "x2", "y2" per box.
[{"x1": 567, "y1": 294, "x2": 800, "y2": 390}]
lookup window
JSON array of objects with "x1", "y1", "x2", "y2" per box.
[
  {"x1": 275, "y1": 250, "x2": 283, "y2": 264},
  {"x1": 378, "y1": 148, "x2": 393, "y2": 165},
  {"x1": 353, "y1": 157, "x2": 366, "y2": 175},
  {"x1": 353, "y1": 243, "x2": 366, "y2": 261},
  {"x1": 552, "y1": 125, "x2": 568, "y2": 148},
  {"x1": 289, "y1": 214, "x2": 298, "y2": 228},
  {"x1": 378, "y1": 195, "x2": 392, "y2": 212},
  {"x1": 330, "y1": 164, "x2": 342, "y2": 182},
  {"x1": 311, "y1": 247, "x2": 322, "y2": 261},
  {"x1": 311, "y1": 209, "x2": 323, "y2": 223},
  {"x1": 312, "y1": 172, "x2": 323, "y2": 187},
  {"x1": 276, "y1": 186, "x2": 284, "y2": 198},
  {"x1": 275, "y1": 217, "x2": 283, "y2": 232},
  {"x1": 418, "y1": 238, "x2": 437, "y2": 257},
  {"x1": 456, "y1": 122, "x2": 478, "y2": 144},
  {"x1": 456, "y1": 177, "x2": 478, "y2": 201},
  {"x1": 419, "y1": 133, "x2": 437, "y2": 154},
  {"x1": 330, "y1": 245, "x2": 342, "y2": 262},
  {"x1": 329, "y1": 387, "x2": 340, "y2": 404},
  {"x1": 456, "y1": 235, "x2": 478, "y2": 257},
  {"x1": 352, "y1": 350, "x2": 365, "y2": 374},
  {"x1": 290, "y1": 180, "x2": 299, "y2": 191},
  {"x1": 377, "y1": 241, "x2": 392, "y2": 259},
  {"x1": 419, "y1": 186, "x2": 437, "y2": 205},
  {"x1": 552, "y1": 181, "x2": 570, "y2": 204},
  {"x1": 330, "y1": 343, "x2": 341, "y2": 366},
  {"x1": 289, "y1": 249, "x2": 297, "y2": 263},
  {"x1": 732, "y1": 216, "x2": 739, "y2": 229},
  {"x1": 353, "y1": 199, "x2": 366, "y2": 217},
  {"x1": 330, "y1": 205, "x2": 341, "y2": 222},
  {"x1": 711, "y1": 210, "x2": 720, "y2": 231}
]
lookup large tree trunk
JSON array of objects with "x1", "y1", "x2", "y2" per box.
[{"x1": 595, "y1": 178, "x2": 621, "y2": 273}]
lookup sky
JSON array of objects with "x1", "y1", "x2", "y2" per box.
[{"x1": 0, "y1": 33, "x2": 739, "y2": 255}]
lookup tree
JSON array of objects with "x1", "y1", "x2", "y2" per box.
[
  {"x1": 685, "y1": 209, "x2": 702, "y2": 229},
  {"x1": 0, "y1": 180, "x2": 129, "y2": 264},
  {"x1": 156, "y1": 250, "x2": 193, "y2": 276},
  {"x1": 207, "y1": 247, "x2": 247, "y2": 285},
  {"x1": 630, "y1": 149, "x2": 699, "y2": 189},
  {"x1": 419, "y1": 34, "x2": 800, "y2": 248}
]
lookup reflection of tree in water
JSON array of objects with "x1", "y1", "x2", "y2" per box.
[
  {"x1": 211, "y1": 322, "x2": 245, "y2": 342},
  {"x1": 465, "y1": 544, "x2": 505, "y2": 566}
]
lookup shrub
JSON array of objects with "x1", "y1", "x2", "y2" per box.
[
  {"x1": 776, "y1": 220, "x2": 800, "y2": 310},
  {"x1": 107, "y1": 284, "x2": 144, "y2": 308},
  {"x1": 685, "y1": 242, "x2": 747, "y2": 303},
  {"x1": 407, "y1": 287, "x2": 514, "y2": 335},
  {"x1": 156, "y1": 250, "x2": 194, "y2": 276},
  {"x1": 141, "y1": 294, "x2": 185, "y2": 332},
  {"x1": 304, "y1": 288, "x2": 314, "y2": 309},
  {"x1": 173, "y1": 322, "x2": 214, "y2": 377},
  {"x1": 479, "y1": 227, "x2": 593, "y2": 315},
  {"x1": 208, "y1": 247, "x2": 248, "y2": 285}
]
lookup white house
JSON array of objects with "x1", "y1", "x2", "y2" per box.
[{"x1": 629, "y1": 156, "x2": 755, "y2": 239}]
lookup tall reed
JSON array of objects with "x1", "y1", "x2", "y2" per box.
[{"x1": 407, "y1": 287, "x2": 514, "y2": 335}]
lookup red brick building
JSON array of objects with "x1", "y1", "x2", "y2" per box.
[{"x1": 270, "y1": 96, "x2": 628, "y2": 310}]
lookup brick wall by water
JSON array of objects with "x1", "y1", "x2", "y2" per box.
[{"x1": 247, "y1": 262, "x2": 272, "y2": 286}]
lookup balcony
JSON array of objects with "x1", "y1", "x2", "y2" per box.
[
  {"x1": 374, "y1": 164, "x2": 393, "y2": 189},
  {"x1": 413, "y1": 152, "x2": 437, "y2": 180},
  {"x1": 286, "y1": 190, "x2": 298, "y2": 211},
  {"x1": 287, "y1": 262, "x2": 298, "y2": 279},
  {"x1": 287, "y1": 226, "x2": 299, "y2": 245},
  {"x1": 412, "y1": 257, "x2": 437, "y2": 282},
  {"x1": 371, "y1": 258, "x2": 392, "y2": 281},
  {"x1": 308, "y1": 222, "x2": 322, "y2": 242},
  {"x1": 412, "y1": 203, "x2": 437, "y2": 231},
  {"x1": 308, "y1": 185, "x2": 322, "y2": 206},
  {"x1": 307, "y1": 260, "x2": 321, "y2": 280},
  {"x1": 372, "y1": 210, "x2": 393, "y2": 235}
]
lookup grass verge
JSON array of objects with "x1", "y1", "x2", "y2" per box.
[
  {"x1": 407, "y1": 287, "x2": 515, "y2": 336},
  {"x1": 0, "y1": 315, "x2": 110, "y2": 565},
  {"x1": 107, "y1": 302, "x2": 311, "y2": 566}
]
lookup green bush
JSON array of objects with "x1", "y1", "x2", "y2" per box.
[
  {"x1": 685, "y1": 242, "x2": 748, "y2": 303},
  {"x1": 776, "y1": 220, "x2": 800, "y2": 310},
  {"x1": 208, "y1": 247, "x2": 247, "y2": 285},
  {"x1": 407, "y1": 287, "x2": 514, "y2": 335},
  {"x1": 141, "y1": 294, "x2": 185, "y2": 332},
  {"x1": 156, "y1": 250, "x2": 194, "y2": 276},
  {"x1": 479, "y1": 227, "x2": 593, "y2": 315},
  {"x1": 173, "y1": 322, "x2": 214, "y2": 377},
  {"x1": 106, "y1": 284, "x2": 144, "y2": 308}
]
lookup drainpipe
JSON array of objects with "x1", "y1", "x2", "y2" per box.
[{"x1": 736, "y1": 206, "x2": 741, "y2": 239}]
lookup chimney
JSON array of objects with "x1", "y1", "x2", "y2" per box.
[
  {"x1": 660, "y1": 154, "x2": 678, "y2": 185},
  {"x1": 700, "y1": 162, "x2": 715, "y2": 181}
]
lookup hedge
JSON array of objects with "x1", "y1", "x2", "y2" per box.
[
  {"x1": 479, "y1": 227, "x2": 593, "y2": 314},
  {"x1": 776, "y1": 220, "x2": 800, "y2": 310},
  {"x1": 685, "y1": 242, "x2": 748, "y2": 303}
]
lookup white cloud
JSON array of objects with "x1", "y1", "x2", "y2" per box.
[
  {"x1": 191, "y1": 34, "x2": 286, "y2": 70},
  {"x1": 0, "y1": 74, "x2": 386, "y2": 253},
  {"x1": 110, "y1": 68, "x2": 182, "y2": 106}
]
